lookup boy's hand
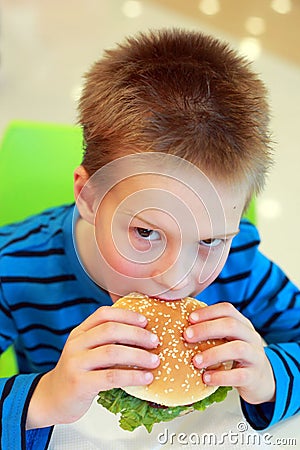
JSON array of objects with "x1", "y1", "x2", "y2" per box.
[
  {"x1": 183, "y1": 302, "x2": 275, "y2": 405},
  {"x1": 26, "y1": 306, "x2": 160, "y2": 429}
]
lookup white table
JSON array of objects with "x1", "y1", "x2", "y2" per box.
[{"x1": 49, "y1": 389, "x2": 299, "y2": 450}]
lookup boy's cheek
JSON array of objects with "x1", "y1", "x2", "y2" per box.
[
  {"x1": 107, "y1": 255, "x2": 149, "y2": 278},
  {"x1": 195, "y1": 245, "x2": 231, "y2": 292},
  {"x1": 95, "y1": 238, "x2": 136, "y2": 277}
]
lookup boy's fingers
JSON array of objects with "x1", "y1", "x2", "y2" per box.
[
  {"x1": 74, "y1": 306, "x2": 147, "y2": 333},
  {"x1": 85, "y1": 344, "x2": 160, "y2": 371},
  {"x1": 193, "y1": 340, "x2": 257, "y2": 369},
  {"x1": 73, "y1": 322, "x2": 159, "y2": 350},
  {"x1": 202, "y1": 367, "x2": 250, "y2": 388},
  {"x1": 188, "y1": 302, "x2": 253, "y2": 328},
  {"x1": 184, "y1": 317, "x2": 261, "y2": 345},
  {"x1": 88, "y1": 368, "x2": 154, "y2": 394}
]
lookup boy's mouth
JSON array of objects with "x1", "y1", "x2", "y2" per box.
[{"x1": 148, "y1": 294, "x2": 184, "y2": 302}]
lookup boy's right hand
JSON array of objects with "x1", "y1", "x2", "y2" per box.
[{"x1": 26, "y1": 305, "x2": 160, "y2": 429}]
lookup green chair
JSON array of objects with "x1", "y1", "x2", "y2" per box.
[
  {"x1": 0, "y1": 120, "x2": 83, "y2": 377},
  {"x1": 0, "y1": 120, "x2": 256, "y2": 377},
  {"x1": 0, "y1": 120, "x2": 83, "y2": 226}
]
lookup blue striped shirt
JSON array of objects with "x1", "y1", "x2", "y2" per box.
[{"x1": 0, "y1": 204, "x2": 299, "y2": 449}]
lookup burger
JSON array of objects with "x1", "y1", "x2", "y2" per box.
[{"x1": 97, "y1": 293, "x2": 232, "y2": 432}]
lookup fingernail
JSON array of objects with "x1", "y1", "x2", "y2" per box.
[
  {"x1": 151, "y1": 354, "x2": 159, "y2": 364},
  {"x1": 138, "y1": 314, "x2": 147, "y2": 323},
  {"x1": 190, "y1": 312, "x2": 199, "y2": 322},
  {"x1": 144, "y1": 372, "x2": 153, "y2": 382},
  {"x1": 203, "y1": 373, "x2": 211, "y2": 383},
  {"x1": 194, "y1": 354, "x2": 203, "y2": 366},
  {"x1": 185, "y1": 327, "x2": 194, "y2": 339},
  {"x1": 150, "y1": 333, "x2": 159, "y2": 343}
]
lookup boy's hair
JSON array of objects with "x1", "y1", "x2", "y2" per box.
[{"x1": 78, "y1": 28, "x2": 272, "y2": 200}]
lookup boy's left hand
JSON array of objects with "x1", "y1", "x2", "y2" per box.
[{"x1": 183, "y1": 302, "x2": 275, "y2": 405}]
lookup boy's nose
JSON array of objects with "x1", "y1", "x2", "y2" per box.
[{"x1": 152, "y1": 266, "x2": 191, "y2": 292}]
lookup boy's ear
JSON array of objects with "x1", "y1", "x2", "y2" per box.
[{"x1": 74, "y1": 166, "x2": 96, "y2": 225}]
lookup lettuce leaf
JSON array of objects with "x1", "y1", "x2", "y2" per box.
[{"x1": 97, "y1": 386, "x2": 232, "y2": 433}]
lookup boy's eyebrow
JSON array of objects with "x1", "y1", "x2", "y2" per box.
[
  {"x1": 129, "y1": 212, "x2": 240, "y2": 239},
  {"x1": 126, "y1": 212, "x2": 167, "y2": 231},
  {"x1": 209, "y1": 230, "x2": 240, "y2": 239}
]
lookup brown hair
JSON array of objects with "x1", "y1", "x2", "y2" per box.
[{"x1": 78, "y1": 28, "x2": 272, "y2": 199}]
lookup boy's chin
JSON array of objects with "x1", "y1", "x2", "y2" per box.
[{"x1": 109, "y1": 292, "x2": 121, "y2": 303}]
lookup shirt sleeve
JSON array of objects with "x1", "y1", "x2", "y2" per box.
[
  {"x1": 234, "y1": 223, "x2": 300, "y2": 429},
  {"x1": 0, "y1": 373, "x2": 53, "y2": 449},
  {"x1": 1, "y1": 245, "x2": 53, "y2": 449},
  {"x1": 0, "y1": 278, "x2": 17, "y2": 357}
]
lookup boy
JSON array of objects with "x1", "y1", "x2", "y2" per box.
[{"x1": 0, "y1": 29, "x2": 299, "y2": 450}]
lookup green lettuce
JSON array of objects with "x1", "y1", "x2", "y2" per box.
[{"x1": 97, "y1": 386, "x2": 232, "y2": 433}]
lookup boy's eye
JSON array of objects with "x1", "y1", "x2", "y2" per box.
[
  {"x1": 135, "y1": 227, "x2": 161, "y2": 241},
  {"x1": 199, "y1": 238, "x2": 223, "y2": 248}
]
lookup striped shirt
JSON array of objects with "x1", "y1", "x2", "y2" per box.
[{"x1": 0, "y1": 204, "x2": 299, "y2": 449}]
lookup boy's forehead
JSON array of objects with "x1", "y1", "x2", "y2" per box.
[
  {"x1": 110, "y1": 172, "x2": 201, "y2": 200},
  {"x1": 86, "y1": 153, "x2": 246, "y2": 232},
  {"x1": 109, "y1": 172, "x2": 241, "y2": 227},
  {"x1": 101, "y1": 160, "x2": 243, "y2": 206},
  {"x1": 92, "y1": 152, "x2": 222, "y2": 199}
]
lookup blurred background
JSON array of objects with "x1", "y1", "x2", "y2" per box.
[{"x1": 1, "y1": 0, "x2": 300, "y2": 285}]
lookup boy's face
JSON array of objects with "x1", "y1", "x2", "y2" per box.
[{"x1": 77, "y1": 154, "x2": 247, "y2": 302}]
